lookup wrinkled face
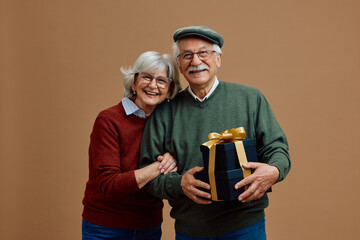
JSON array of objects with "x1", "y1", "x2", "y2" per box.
[
  {"x1": 132, "y1": 69, "x2": 171, "y2": 113},
  {"x1": 177, "y1": 37, "x2": 221, "y2": 88}
]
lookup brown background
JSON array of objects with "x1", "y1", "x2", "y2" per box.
[{"x1": 1, "y1": 0, "x2": 359, "y2": 239}]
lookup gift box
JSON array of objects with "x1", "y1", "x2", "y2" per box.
[
  {"x1": 200, "y1": 139, "x2": 257, "y2": 171},
  {"x1": 195, "y1": 138, "x2": 258, "y2": 201},
  {"x1": 195, "y1": 168, "x2": 248, "y2": 201},
  {"x1": 194, "y1": 127, "x2": 270, "y2": 201}
]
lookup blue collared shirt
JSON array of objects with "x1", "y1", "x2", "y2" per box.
[{"x1": 121, "y1": 97, "x2": 146, "y2": 119}]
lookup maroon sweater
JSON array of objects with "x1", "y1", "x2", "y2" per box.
[{"x1": 82, "y1": 103, "x2": 163, "y2": 229}]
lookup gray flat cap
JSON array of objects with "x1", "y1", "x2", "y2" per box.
[{"x1": 173, "y1": 26, "x2": 224, "y2": 48}]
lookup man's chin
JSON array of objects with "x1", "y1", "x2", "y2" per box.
[
  {"x1": 187, "y1": 79, "x2": 212, "y2": 88},
  {"x1": 186, "y1": 73, "x2": 209, "y2": 82}
]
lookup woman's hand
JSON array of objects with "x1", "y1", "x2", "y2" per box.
[{"x1": 157, "y1": 152, "x2": 178, "y2": 174}]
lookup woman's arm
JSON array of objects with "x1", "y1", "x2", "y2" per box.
[
  {"x1": 135, "y1": 152, "x2": 177, "y2": 189},
  {"x1": 134, "y1": 162, "x2": 161, "y2": 189}
]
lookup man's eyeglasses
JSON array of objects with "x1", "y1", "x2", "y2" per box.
[
  {"x1": 177, "y1": 50, "x2": 216, "y2": 61},
  {"x1": 138, "y1": 72, "x2": 172, "y2": 89}
]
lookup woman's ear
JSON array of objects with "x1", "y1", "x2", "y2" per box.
[
  {"x1": 166, "y1": 82, "x2": 175, "y2": 99},
  {"x1": 131, "y1": 74, "x2": 138, "y2": 92}
]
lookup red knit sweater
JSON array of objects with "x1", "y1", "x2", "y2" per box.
[{"x1": 82, "y1": 102, "x2": 163, "y2": 229}]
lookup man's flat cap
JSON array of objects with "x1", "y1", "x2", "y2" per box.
[{"x1": 173, "y1": 26, "x2": 224, "y2": 48}]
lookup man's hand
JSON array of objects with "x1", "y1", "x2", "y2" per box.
[
  {"x1": 181, "y1": 166, "x2": 212, "y2": 204},
  {"x1": 235, "y1": 162, "x2": 279, "y2": 202},
  {"x1": 157, "y1": 152, "x2": 178, "y2": 174}
]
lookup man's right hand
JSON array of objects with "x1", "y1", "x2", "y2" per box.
[{"x1": 181, "y1": 166, "x2": 212, "y2": 204}]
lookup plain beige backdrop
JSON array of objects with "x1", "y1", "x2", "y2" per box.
[{"x1": 1, "y1": 0, "x2": 360, "y2": 239}]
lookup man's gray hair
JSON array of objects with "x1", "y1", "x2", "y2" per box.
[
  {"x1": 172, "y1": 40, "x2": 222, "y2": 62},
  {"x1": 120, "y1": 51, "x2": 181, "y2": 100}
]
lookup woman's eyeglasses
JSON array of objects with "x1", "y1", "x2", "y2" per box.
[{"x1": 138, "y1": 72, "x2": 172, "y2": 89}]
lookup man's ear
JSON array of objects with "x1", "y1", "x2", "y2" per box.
[
  {"x1": 215, "y1": 53, "x2": 222, "y2": 68},
  {"x1": 177, "y1": 60, "x2": 184, "y2": 74}
]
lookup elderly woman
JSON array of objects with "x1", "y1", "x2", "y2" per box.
[{"x1": 82, "y1": 51, "x2": 182, "y2": 240}]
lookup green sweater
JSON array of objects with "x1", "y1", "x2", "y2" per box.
[{"x1": 139, "y1": 81, "x2": 290, "y2": 238}]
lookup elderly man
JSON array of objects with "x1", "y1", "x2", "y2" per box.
[{"x1": 139, "y1": 26, "x2": 291, "y2": 239}]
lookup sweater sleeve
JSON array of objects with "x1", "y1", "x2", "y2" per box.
[
  {"x1": 89, "y1": 115, "x2": 140, "y2": 199},
  {"x1": 255, "y1": 92, "x2": 291, "y2": 182},
  {"x1": 139, "y1": 104, "x2": 184, "y2": 200}
]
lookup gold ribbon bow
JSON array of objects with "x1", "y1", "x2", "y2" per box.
[{"x1": 202, "y1": 127, "x2": 251, "y2": 201}]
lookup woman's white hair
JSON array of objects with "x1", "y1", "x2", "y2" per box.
[
  {"x1": 120, "y1": 51, "x2": 181, "y2": 100},
  {"x1": 172, "y1": 40, "x2": 222, "y2": 62}
]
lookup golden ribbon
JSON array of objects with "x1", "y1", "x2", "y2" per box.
[{"x1": 202, "y1": 127, "x2": 251, "y2": 201}]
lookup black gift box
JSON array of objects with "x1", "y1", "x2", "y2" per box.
[
  {"x1": 195, "y1": 138, "x2": 270, "y2": 201},
  {"x1": 195, "y1": 169, "x2": 247, "y2": 200},
  {"x1": 200, "y1": 139, "x2": 257, "y2": 171}
]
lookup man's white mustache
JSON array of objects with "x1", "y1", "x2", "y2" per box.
[{"x1": 187, "y1": 64, "x2": 210, "y2": 73}]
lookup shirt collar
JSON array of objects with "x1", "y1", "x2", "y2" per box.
[
  {"x1": 121, "y1": 97, "x2": 146, "y2": 119},
  {"x1": 188, "y1": 76, "x2": 219, "y2": 102}
]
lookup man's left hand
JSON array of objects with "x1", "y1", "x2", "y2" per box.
[{"x1": 235, "y1": 162, "x2": 279, "y2": 202}]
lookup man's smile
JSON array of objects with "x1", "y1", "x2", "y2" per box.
[{"x1": 189, "y1": 69, "x2": 208, "y2": 74}]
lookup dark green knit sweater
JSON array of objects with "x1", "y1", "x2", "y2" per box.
[{"x1": 139, "y1": 80, "x2": 290, "y2": 238}]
